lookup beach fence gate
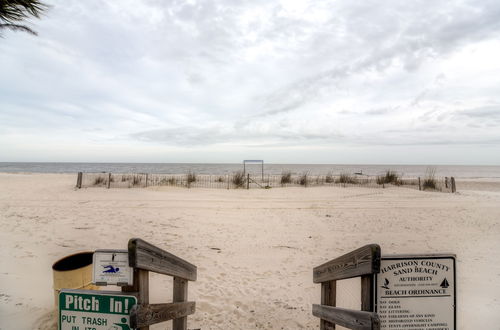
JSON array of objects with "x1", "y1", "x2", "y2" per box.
[
  {"x1": 124, "y1": 238, "x2": 197, "y2": 330},
  {"x1": 312, "y1": 244, "x2": 381, "y2": 330},
  {"x1": 243, "y1": 160, "x2": 264, "y2": 181}
]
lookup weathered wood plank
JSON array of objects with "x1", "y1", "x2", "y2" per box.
[
  {"x1": 130, "y1": 302, "x2": 196, "y2": 328},
  {"x1": 173, "y1": 277, "x2": 188, "y2": 330},
  {"x1": 312, "y1": 305, "x2": 380, "y2": 330},
  {"x1": 313, "y1": 244, "x2": 380, "y2": 283},
  {"x1": 128, "y1": 238, "x2": 197, "y2": 281},
  {"x1": 320, "y1": 280, "x2": 336, "y2": 330}
]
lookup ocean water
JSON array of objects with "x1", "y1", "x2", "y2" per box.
[{"x1": 1, "y1": 162, "x2": 499, "y2": 178}]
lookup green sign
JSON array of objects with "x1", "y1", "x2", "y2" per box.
[{"x1": 59, "y1": 290, "x2": 137, "y2": 330}]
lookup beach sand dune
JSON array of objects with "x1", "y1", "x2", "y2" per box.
[{"x1": 0, "y1": 173, "x2": 499, "y2": 329}]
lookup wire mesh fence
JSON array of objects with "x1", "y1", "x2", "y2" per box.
[{"x1": 77, "y1": 171, "x2": 456, "y2": 193}]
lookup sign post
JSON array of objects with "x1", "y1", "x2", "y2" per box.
[
  {"x1": 375, "y1": 255, "x2": 456, "y2": 330},
  {"x1": 59, "y1": 290, "x2": 137, "y2": 330}
]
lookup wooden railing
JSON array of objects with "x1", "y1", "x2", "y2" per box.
[
  {"x1": 122, "y1": 238, "x2": 197, "y2": 330},
  {"x1": 312, "y1": 244, "x2": 381, "y2": 330}
]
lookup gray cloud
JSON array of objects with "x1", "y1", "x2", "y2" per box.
[
  {"x1": 457, "y1": 106, "x2": 500, "y2": 119},
  {"x1": 133, "y1": 124, "x2": 343, "y2": 147},
  {"x1": 1, "y1": 0, "x2": 500, "y2": 162}
]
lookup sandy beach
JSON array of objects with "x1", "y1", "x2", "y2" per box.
[{"x1": 1, "y1": 173, "x2": 499, "y2": 329}]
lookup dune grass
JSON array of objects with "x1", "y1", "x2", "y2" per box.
[
  {"x1": 298, "y1": 172, "x2": 308, "y2": 186},
  {"x1": 423, "y1": 167, "x2": 437, "y2": 190},
  {"x1": 337, "y1": 173, "x2": 358, "y2": 184},
  {"x1": 232, "y1": 171, "x2": 246, "y2": 188},
  {"x1": 186, "y1": 171, "x2": 197, "y2": 185},
  {"x1": 377, "y1": 170, "x2": 402, "y2": 185},
  {"x1": 94, "y1": 176, "x2": 105, "y2": 185},
  {"x1": 280, "y1": 171, "x2": 292, "y2": 185}
]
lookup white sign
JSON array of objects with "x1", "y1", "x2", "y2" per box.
[
  {"x1": 376, "y1": 255, "x2": 456, "y2": 330},
  {"x1": 93, "y1": 250, "x2": 133, "y2": 286},
  {"x1": 59, "y1": 290, "x2": 137, "y2": 330}
]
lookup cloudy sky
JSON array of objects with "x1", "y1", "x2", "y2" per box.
[{"x1": 1, "y1": 0, "x2": 500, "y2": 164}]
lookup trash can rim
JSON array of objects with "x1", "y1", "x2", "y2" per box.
[{"x1": 52, "y1": 251, "x2": 94, "y2": 272}]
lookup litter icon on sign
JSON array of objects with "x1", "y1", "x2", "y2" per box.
[{"x1": 103, "y1": 265, "x2": 120, "y2": 273}]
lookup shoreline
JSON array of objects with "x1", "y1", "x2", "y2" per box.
[{"x1": 1, "y1": 162, "x2": 500, "y2": 179}]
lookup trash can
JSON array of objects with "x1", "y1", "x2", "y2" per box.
[{"x1": 52, "y1": 251, "x2": 99, "y2": 307}]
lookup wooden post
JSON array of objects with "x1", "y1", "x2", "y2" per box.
[
  {"x1": 107, "y1": 173, "x2": 111, "y2": 189},
  {"x1": 123, "y1": 268, "x2": 150, "y2": 330},
  {"x1": 137, "y1": 269, "x2": 149, "y2": 330},
  {"x1": 76, "y1": 172, "x2": 82, "y2": 189},
  {"x1": 445, "y1": 177, "x2": 448, "y2": 189},
  {"x1": 247, "y1": 173, "x2": 250, "y2": 190},
  {"x1": 418, "y1": 177, "x2": 421, "y2": 191},
  {"x1": 122, "y1": 268, "x2": 139, "y2": 294},
  {"x1": 173, "y1": 277, "x2": 188, "y2": 330},
  {"x1": 321, "y1": 281, "x2": 336, "y2": 330},
  {"x1": 451, "y1": 177, "x2": 456, "y2": 193},
  {"x1": 361, "y1": 275, "x2": 374, "y2": 312},
  {"x1": 227, "y1": 175, "x2": 230, "y2": 189},
  {"x1": 145, "y1": 174, "x2": 148, "y2": 188}
]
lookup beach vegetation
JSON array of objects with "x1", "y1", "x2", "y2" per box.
[
  {"x1": 280, "y1": 171, "x2": 292, "y2": 184},
  {"x1": 298, "y1": 172, "x2": 308, "y2": 186},
  {"x1": 132, "y1": 175, "x2": 142, "y2": 186},
  {"x1": 423, "y1": 167, "x2": 437, "y2": 190},
  {"x1": 377, "y1": 170, "x2": 402, "y2": 185},
  {"x1": 93, "y1": 176, "x2": 105, "y2": 186},
  {"x1": 232, "y1": 171, "x2": 245, "y2": 187},
  {"x1": 186, "y1": 171, "x2": 196, "y2": 184},
  {"x1": 384, "y1": 170, "x2": 400, "y2": 184},
  {"x1": 376, "y1": 175, "x2": 385, "y2": 185},
  {"x1": 337, "y1": 173, "x2": 357, "y2": 184}
]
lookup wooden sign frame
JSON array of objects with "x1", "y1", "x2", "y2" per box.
[
  {"x1": 122, "y1": 238, "x2": 197, "y2": 330},
  {"x1": 312, "y1": 244, "x2": 381, "y2": 330}
]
